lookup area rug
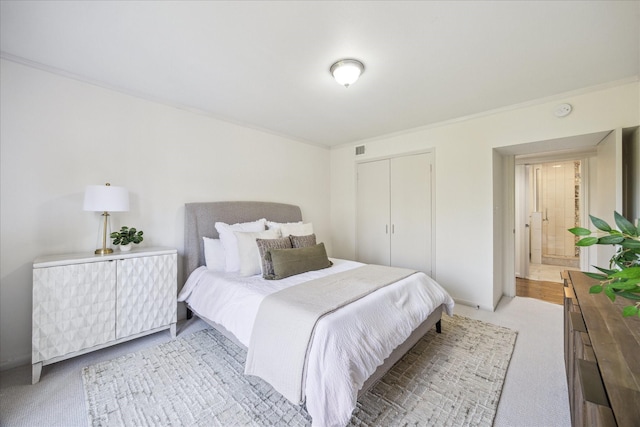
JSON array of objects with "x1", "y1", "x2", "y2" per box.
[{"x1": 82, "y1": 315, "x2": 517, "y2": 426}]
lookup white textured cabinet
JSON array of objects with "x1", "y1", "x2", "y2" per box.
[
  {"x1": 32, "y1": 247, "x2": 177, "y2": 383},
  {"x1": 357, "y1": 152, "x2": 433, "y2": 275}
]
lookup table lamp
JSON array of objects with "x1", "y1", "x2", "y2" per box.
[{"x1": 83, "y1": 183, "x2": 130, "y2": 254}]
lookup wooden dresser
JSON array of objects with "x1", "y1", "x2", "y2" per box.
[{"x1": 563, "y1": 270, "x2": 640, "y2": 427}]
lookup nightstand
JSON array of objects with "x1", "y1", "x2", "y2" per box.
[{"x1": 32, "y1": 247, "x2": 177, "y2": 384}]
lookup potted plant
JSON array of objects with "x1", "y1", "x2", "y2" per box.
[
  {"x1": 569, "y1": 211, "x2": 640, "y2": 317},
  {"x1": 110, "y1": 226, "x2": 144, "y2": 251}
]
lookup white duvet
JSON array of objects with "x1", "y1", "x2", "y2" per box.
[{"x1": 178, "y1": 259, "x2": 455, "y2": 427}]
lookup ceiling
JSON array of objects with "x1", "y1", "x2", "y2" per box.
[{"x1": 1, "y1": 1, "x2": 638, "y2": 147}]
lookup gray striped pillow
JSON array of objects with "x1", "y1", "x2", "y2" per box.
[
  {"x1": 256, "y1": 237, "x2": 292, "y2": 278},
  {"x1": 289, "y1": 233, "x2": 316, "y2": 248}
]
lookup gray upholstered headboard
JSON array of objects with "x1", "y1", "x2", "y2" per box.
[{"x1": 184, "y1": 201, "x2": 302, "y2": 283}]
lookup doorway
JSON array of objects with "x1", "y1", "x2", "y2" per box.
[
  {"x1": 517, "y1": 159, "x2": 582, "y2": 285},
  {"x1": 497, "y1": 129, "x2": 632, "y2": 306}
]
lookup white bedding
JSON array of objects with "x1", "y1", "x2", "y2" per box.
[{"x1": 178, "y1": 258, "x2": 455, "y2": 427}]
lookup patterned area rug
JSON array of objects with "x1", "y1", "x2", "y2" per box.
[{"x1": 82, "y1": 315, "x2": 517, "y2": 426}]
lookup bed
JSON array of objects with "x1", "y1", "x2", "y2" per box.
[{"x1": 179, "y1": 201, "x2": 454, "y2": 427}]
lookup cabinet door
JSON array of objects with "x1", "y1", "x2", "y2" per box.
[
  {"x1": 357, "y1": 159, "x2": 391, "y2": 265},
  {"x1": 116, "y1": 254, "x2": 177, "y2": 339},
  {"x1": 390, "y1": 153, "x2": 433, "y2": 275},
  {"x1": 32, "y1": 261, "x2": 116, "y2": 362}
]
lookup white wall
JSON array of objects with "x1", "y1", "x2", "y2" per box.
[
  {"x1": 330, "y1": 81, "x2": 639, "y2": 311},
  {"x1": 0, "y1": 59, "x2": 331, "y2": 369},
  {"x1": 594, "y1": 130, "x2": 623, "y2": 267}
]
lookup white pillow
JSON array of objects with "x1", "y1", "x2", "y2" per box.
[
  {"x1": 235, "y1": 229, "x2": 280, "y2": 277},
  {"x1": 267, "y1": 220, "x2": 301, "y2": 231},
  {"x1": 215, "y1": 218, "x2": 266, "y2": 272},
  {"x1": 279, "y1": 222, "x2": 313, "y2": 237},
  {"x1": 203, "y1": 237, "x2": 225, "y2": 271}
]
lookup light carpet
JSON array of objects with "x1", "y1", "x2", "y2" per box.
[{"x1": 82, "y1": 315, "x2": 517, "y2": 426}]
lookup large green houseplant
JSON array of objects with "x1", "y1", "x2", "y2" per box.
[{"x1": 568, "y1": 212, "x2": 640, "y2": 317}]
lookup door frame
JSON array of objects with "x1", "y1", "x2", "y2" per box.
[
  {"x1": 495, "y1": 130, "x2": 611, "y2": 304},
  {"x1": 514, "y1": 164, "x2": 530, "y2": 279},
  {"x1": 514, "y1": 154, "x2": 592, "y2": 281}
]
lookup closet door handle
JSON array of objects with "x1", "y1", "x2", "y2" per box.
[
  {"x1": 392, "y1": 224, "x2": 395, "y2": 234},
  {"x1": 386, "y1": 225, "x2": 388, "y2": 234}
]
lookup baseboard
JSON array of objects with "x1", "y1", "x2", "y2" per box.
[
  {"x1": 0, "y1": 353, "x2": 30, "y2": 371},
  {"x1": 454, "y1": 298, "x2": 494, "y2": 312}
]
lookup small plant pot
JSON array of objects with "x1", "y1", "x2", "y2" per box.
[{"x1": 119, "y1": 244, "x2": 132, "y2": 252}]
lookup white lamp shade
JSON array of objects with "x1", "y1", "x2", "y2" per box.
[
  {"x1": 330, "y1": 59, "x2": 365, "y2": 88},
  {"x1": 83, "y1": 184, "x2": 130, "y2": 212}
]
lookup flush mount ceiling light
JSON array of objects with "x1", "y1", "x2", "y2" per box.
[{"x1": 330, "y1": 59, "x2": 365, "y2": 88}]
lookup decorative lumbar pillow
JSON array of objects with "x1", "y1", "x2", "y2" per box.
[
  {"x1": 256, "y1": 237, "x2": 292, "y2": 278},
  {"x1": 289, "y1": 233, "x2": 317, "y2": 249},
  {"x1": 215, "y1": 219, "x2": 266, "y2": 272},
  {"x1": 265, "y1": 243, "x2": 332, "y2": 280},
  {"x1": 234, "y1": 229, "x2": 280, "y2": 277},
  {"x1": 203, "y1": 237, "x2": 225, "y2": 271}
]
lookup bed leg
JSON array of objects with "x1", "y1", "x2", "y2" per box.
[
  {"x1": 187, "y1": 308, "x2": 193, "y2": 320},
  {"x1": 436, "y1": 320, "x2": 442, "y2": 333}
]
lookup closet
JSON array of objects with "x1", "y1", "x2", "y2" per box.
[{"x1": 356, "y1": 152, "x2": 433, "y2": 275}]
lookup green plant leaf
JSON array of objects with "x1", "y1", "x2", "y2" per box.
[
  {"x1": 598, "y1": 235, "x2": 624, "y2": 245},
  {"x1": 589, "y1": 215, "x2": 611, "y2": 232},
  {"x1": 609, "y1": 282, "x2": 640, "y2": 291},
  {"x1": 593, "y1": 266, "x2": 617, "y2": 276},
  {"x1": 576, "y1": 237, "x2": 598, "y2": 246},
  {"x1": 604, "y1": 286, "x2": 617, "y2": 301},
  {"x1": 568, "y1": 227, "x2": 591, "y2": 236},
  {"x1": 589, "y1": 284, "x2": 603, "y2": 294},
  {"x1": 616, "y1": 291, "x2": 640, "y2": 301},
  {"x1": 621, "y1": 239, "x2": 640, "y2": 249},
  {"x1": 622, "y1": 305, "x2": 639, "y2": 317},
  {"x1": 614, "y1": 278, "x2": 640, "y2": 287},
  {"x1": 584, "y1": 272, "x2": 609, "y2": 280},
  {"x1": 615, "y1": 211, "x2": 638, "y2": 237},
  {"x1": 611, "y1": 267, "x2": 640, "y2": 279}
]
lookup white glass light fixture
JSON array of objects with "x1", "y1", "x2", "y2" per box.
[
  {"x1": 83, "y1": 183, "x2": 129, "y2": 254},
  {"x1": 330, "y1": 59, "x2": 365, "y2": 88}
]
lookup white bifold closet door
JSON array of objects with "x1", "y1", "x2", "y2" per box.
[
  {"x1": 357, "y1": 158, "x2": 391, "y2": 266},
  {"x1": 356, "y1": 152, "x2": 433, "y2": 275}
]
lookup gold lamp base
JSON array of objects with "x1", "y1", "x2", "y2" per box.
[
  {"x1": 94, "y1": 211, "x2": 113, "y2": 255},
  {"x1": 95, "y1": 248, "x2": 114, "y2": 255}
]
